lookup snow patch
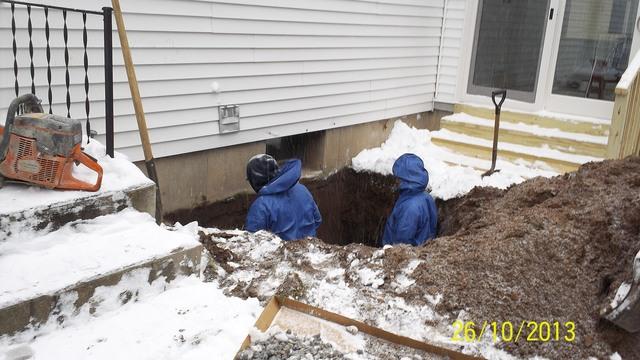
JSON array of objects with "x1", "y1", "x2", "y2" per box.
[
  {"x1": 0, "y1": 209, "x2": 199, "y2": 308},
  {"x1": 357, "y1": 268, "x2": 384, "y2": 289},
  {"x1": 352, "y1": 121, "x2": 557, "y2": 200},
  {"x1": 0, "y1": 276, "x2": 261, "y2": 360}
]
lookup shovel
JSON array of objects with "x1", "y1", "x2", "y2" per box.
[
  {"x1": 482, "y1": 90, "x2": 507, "y2": 178},
  {"x1": 602, "y1": 251, "x2": 640, "y2": 333}
]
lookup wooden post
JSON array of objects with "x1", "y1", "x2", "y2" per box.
[{"x1": 111, "y1": 0, "x2": 163, "y2": 223}]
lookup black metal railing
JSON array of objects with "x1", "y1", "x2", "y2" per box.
[{"x1": 2, "y1": 0, "x2": 114, "y2": 157}]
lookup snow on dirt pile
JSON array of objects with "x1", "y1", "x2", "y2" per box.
[
  {"x1": 202, "y1": 156, "x2": 640, "y2": 360},
  {"x1": 199, "y1": 230, "x2": 509, "y2": 359},
  {"x1": 352, "y1": 120, "x2": 557, "y2": 200}
]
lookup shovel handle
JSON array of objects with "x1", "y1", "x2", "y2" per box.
[{"x1": 491, "y1": 90, "x2": 507, "y2": 113}]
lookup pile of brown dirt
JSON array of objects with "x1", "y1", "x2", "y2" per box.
[{"x1": 409, "y1": 157, "x2": 640, "y2": 359}]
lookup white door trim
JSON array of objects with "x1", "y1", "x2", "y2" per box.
[
  {"x1": 457, "y1": 0, "x2": 638, "y2": 121},
  {"x1": 544, "y1": 0, "x2": 640, "y2": 120},
  {"x1": 457, "y1": 0, "x2": 560, "y2": 113}
]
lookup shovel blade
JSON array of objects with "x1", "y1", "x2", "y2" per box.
[{"x1": 603, "y1": 252, "x2": 640, "y2": 333}]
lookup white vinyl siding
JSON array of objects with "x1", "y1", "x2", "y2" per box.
[
  {"x1": 1, "y1": 0, "x2": 454, "y2": 161},
  {"x1": 435, "y1": 0, "x2": 466, "y2": 104}
]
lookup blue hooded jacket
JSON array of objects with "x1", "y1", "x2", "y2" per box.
[
  {"x1": 382, "y1": 154, "x2": 438, "y2": 246},
  {"x1": 246, "y1": 159, "x2": 322, "y2": 241}
]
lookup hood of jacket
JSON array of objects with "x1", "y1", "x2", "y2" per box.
[
  {"x1": 259, "y1": 159, "x2": 301, "y2": 195},
  {"x1": 392, "y1": 153, "x2": 429, "y2": 194}
]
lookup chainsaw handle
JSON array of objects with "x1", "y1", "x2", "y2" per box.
[
  {"x1": 59, "y1": 146, "x2": 104, "y2": 192},
  {"x1": 1, "y1": 94, "x2": 43, "y2": 160},
  {"x1": 491, "y1": 90, "x2": 507, "y2": 113}
]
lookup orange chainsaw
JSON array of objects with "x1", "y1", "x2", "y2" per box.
[{"x1": 0, "y1": 94, "x2": 103, "y2": 192}]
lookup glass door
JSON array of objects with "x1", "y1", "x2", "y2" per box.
[
  {"x1": 546, "y1": 0, "x2": 640, "y2": 118},
  {"x1": 467, "y1": 0, "x2": 551, "y2": 103}
]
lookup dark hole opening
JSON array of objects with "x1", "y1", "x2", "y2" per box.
[{"x1": 166, "y1": 167, "x2": 460, "y2": 247}]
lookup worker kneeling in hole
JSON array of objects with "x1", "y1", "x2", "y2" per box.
[
  {"x1": 245, "y1": 154, "x2": 322, "y2": 241},
  {"x1": 382, "y1": 153, "x2": 438, "y2": 246}
]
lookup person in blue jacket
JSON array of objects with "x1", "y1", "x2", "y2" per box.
[
  {"x1": 245, "y1": 154, "x2": 322, "y2": 241},
  {"x1": 382, "y1": 153, "x2": 438, "y2": 246}
]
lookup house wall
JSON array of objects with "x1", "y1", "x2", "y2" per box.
[
  {"x1": 0, "y1": 0, "x2": 457, "y2": 162},
  {"x1": 148, "y1": 110, "x2": 445, "y2": 213},
  {"x1": 435, "y1": 0, "x2": 467, "y2": 104}
]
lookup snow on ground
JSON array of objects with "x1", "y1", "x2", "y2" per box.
[
  {"x1": 0, "y1": 120, "x2": 589, "y2": 360},
  {"x1": 352, "y1": 120, "x2": 558, "y2": 200},
  {"x1": 0, "y1": 275, "x2": 261, "y2": 360},
  {"x1": 0, "y1": 139, "x2": 152, "y2": 214},
  {"x1": 0, "y1": 209, "x2": 198, "y2": 308}
]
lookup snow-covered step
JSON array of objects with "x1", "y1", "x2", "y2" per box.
[
  {"x1": 0, "y1": 209, "x2": 203, "y2": 336},
  {"x1": 431, "y1": 129, "x2": 603, "y2": 173},
  {"x1": 0, "y1": 141, "x2": 156, "y2": 240},
  {"x1": 0, "y1": 276, "x2": 260, "y2": 360},
  {"x1": 439, "y1": 150, "x2": 558, "y2": 179},
  {"x1": 441, "y1": 113, "x2": 608, "y2": 158},
  {"x1": 454, "y1": 103, "x2": 610, "y2": 137}
]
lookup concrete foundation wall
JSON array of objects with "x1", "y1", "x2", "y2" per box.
[
  {"x1": 152, "y1": 111, "x2": 448, "y2": 214},
  {"x1": 320, "y1": 111, "x2": 444, "y2": 172},
  {"x1": 138, "y1": 142, "x2": 266, "y2": 213}
]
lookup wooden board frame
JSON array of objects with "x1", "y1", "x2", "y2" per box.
[{"x1": 236, "y1": 296, "x2": 485, "y2": 360}]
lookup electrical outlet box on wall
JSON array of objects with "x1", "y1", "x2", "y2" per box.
[{"x1": 218, "y1": 105, "x2": 240, "y2": 133}]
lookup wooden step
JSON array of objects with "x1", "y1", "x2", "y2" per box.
[
  {"x1": 430, "y1": 130, "x2": 601, "y2": 173},
  {"x1": 441, "y1": 116, "x2": 608, "y2": 158},
  {"x1": 453, "y1": 103, "x2": 611, "y2": 137}
]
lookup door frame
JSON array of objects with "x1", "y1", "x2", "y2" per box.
[
  {"x1": 544, "y1": 0, "x2": 640, "y2": 119},
  {"x1": 457, "y1": 0, "x2": 640, "y2": 120}
]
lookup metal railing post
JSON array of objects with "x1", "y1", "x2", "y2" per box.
[{"x1": 103, "y1": 7, "x2": 114, "y2": 158}]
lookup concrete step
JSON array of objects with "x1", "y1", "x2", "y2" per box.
[
  {"x1": 453, "y1": 103, "x2": 611, "y2": 137},
  {"x1": 431, "y1": 129, "x2": 603, "y2": 173},
  {"x1": 441, "y1": 113, "x2": 608, "y2": 158},
  {"x1": 0, "y1": 183, "x2": 156, "y2": 241},
  {"x1": 0, "y1": 139, "x2": 157, "y2": 240},
  {"x1": 0, "y1": 210, "x2": 202, "y2": 336}
]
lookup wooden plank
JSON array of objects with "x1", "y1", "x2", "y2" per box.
[
  {"x1": 235, "y1": 296, "x2": 484, "y2": 360},
  {"x1": 441, "y1": 121, "x2": 607, "y2": 157},
  {"x1": 608, "y1": 86, "x2": 631, "y2": 158},
  {"x1": 454, "y1": 104, "x2": 611, "y2": 136},
  {"x1": 430, "y1": 137, "x2": 581, "y2": 173}
]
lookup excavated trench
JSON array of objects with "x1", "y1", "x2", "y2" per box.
[
  {"x1": 165, "y1": 167, "x2": 457, "y2": 247},
  {"x1": 166, "y1": 158, "x2": 640, "y2": 359}
]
